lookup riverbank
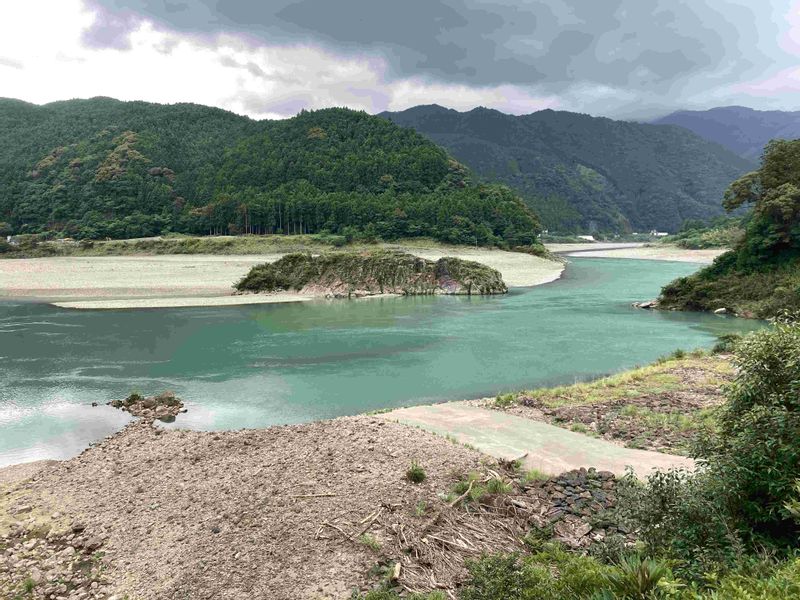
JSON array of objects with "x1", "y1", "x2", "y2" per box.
[
  {"x1": 475, "y1": 352, "x2": 734, "y2": 456},
  {"x1": 546, "y1": 242, "x2": 725, "y2": 264},
  {"x1": 0, "y1": 244, "x2": 563, "y2": 310},
  {"x1": 0, "y1": 351, "x2": 727, "y2": 599}
]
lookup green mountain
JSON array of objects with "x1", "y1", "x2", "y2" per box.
[
  {"x1": 654, "y1": 106, "x2": 800, "y2": 161},
  {"x1": 380, "y1": 105, "x2": 754, "y2": 233},
  {"x1": 0, "y1": 97, "x2": 539, "y2": 247}
]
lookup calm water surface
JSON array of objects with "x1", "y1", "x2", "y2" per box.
[{"x1": 0, "y1": 258, "x2": 762, "y2": 466}]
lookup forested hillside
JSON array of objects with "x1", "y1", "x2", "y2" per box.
[
  {"x1": 660, "y1": 139, "x2": 800, "y2": 318},
  {"x1": 655, "y1": 106, "x2": 800, "y2": 161},
  {"x1": 381, "y1": 105, "x2": 753, "y2": 233},
  {"x1": 0, "y1": 98, "x2": 539, "y2": 247}
]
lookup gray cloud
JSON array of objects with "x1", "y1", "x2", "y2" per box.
[
  {"x1": 79, "y1": 0, "x2": 794, "y2": 118},
  {"x1": 82, "y1": 3, "x2": 143, "y2": 49}
]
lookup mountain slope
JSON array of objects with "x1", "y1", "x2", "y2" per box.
[
  {"x1": 0, "y1": 98, "x2": 539, "y2": 247},
  {"x1": 381, "y1": 105, "x2": 754, "y2": 233},
  {"x1": 654, "y1": 106, "x2": 800, "y2": 161}
]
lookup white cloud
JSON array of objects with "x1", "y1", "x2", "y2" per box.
[{"x1": 0, "y1": 0, "x2": 559, "y2": 118}]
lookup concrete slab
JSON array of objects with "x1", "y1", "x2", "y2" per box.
[{"x1": 381, "y1": 402, "x2": 693, "y2": 478}]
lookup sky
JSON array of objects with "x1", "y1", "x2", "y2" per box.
[{"x1": 0, "y1": 0, "x2": 798, "y2": 120}]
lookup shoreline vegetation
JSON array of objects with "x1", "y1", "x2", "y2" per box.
[{"x1": 3, "y1": 325, "x2": 800, "y2": 599}]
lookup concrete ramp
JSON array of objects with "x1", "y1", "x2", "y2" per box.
[{"x1": 381, "y1": 402, "x2": 693, "y2": 478}]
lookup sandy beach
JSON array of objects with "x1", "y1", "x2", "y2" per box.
[
  {"x1": 546, "y1": 242, "x2": 725, "y2": 264},
  {"x1": 0, "y1": 246, "x2": 564, "y2": 309}
]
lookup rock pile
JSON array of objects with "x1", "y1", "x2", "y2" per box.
[
  {"x1": 108, "y1": 391, "x2": 185, "y2": 421},
  {"x1": 523, "y1": 468, "x2": 627, "y2": 549}
]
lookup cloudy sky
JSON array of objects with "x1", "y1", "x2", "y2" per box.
[{"x1": 1, "y1": 0, "x2": 798, "y2": 120}]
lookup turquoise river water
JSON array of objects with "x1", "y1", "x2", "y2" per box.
[{"x1": 0, "y1": 257, "x2": 762, "y2": 466}]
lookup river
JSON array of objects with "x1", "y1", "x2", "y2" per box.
[{"x1": 0, "y1": 257, "x2": 761, "y2": 466}]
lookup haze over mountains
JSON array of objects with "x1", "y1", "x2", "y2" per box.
[
  {"x1": 654, "y1": 106, "x2": 800, "y2": 161},
  {"x1": 382, "y1": 105, "x2": 753, "y2": 233}
]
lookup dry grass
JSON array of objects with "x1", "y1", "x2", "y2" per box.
[{"x1": 517, "y1": 353, "x2": 733, "y2": 409}]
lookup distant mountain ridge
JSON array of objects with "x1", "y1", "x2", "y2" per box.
[
  {"x1": 654, "y1": 106, "x2": 800, "y2": 161},
  {"x1": 381, "y1": 105, "x2": 754, "y2": 233}
]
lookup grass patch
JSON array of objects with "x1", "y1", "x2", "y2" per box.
[
  {"x1": 486, "y1": 477, "x2": 512, "y2": 495},
  {"x1": 521, "y1": 469, "x2": 550, "y2": 484},
  {"x1": 358, "y1": 533, "x2": 381, "y2": 552},
  {"x1": 406, "y1": 460, "x2": 426, "y2": 484},
  {"x1": 493, "y1": 393, "x2": 517, "y2": 408},
  {"x1": 569, "y1": 423, "x2": 590, "y2": 434},
  {"x1": 618, "y1": 404, "x2": 718, "y2": 433},
  {"x1": 518, "y1": 354, "x2": 733, "y2": 409}
]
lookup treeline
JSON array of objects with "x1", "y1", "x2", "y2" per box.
[
  {"x1": 182, "y1": 183, "x2": 538, "y2": 247},
  {"x1": 0, "y1": 98, "x2": 540, "y2": 248}
]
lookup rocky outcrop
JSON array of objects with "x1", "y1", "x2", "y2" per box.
[
  {"x1": 235, "y1": 250, "x2": 507, "y2": 297},
  {"x1": 108, "y1": 391, "x2": 184, "y2": 422},
  {"x1": 632, "y1": 300, "x2": 658, "y2": 309}
]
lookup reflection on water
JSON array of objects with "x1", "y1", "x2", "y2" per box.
[{"x1": 0, "y1": 258, "x2": 762, "y2": 466}]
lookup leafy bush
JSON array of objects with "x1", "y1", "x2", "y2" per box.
[
  {"x1": 701, "y1": 318, "x2": 800, "y2": 544},
  {"x1": 616, "y1": 321, "x2": 800, "y2": 579},
  {"x1": 459, "y1": 545, "x2": 676, "y2": 600}
]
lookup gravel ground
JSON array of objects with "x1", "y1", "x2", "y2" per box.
[
  {"x1": 1, "y1": 414, "x2": 630, "y2": 600},
  {"x1": 546, "y1": 243, "x2": 725, "y2": 264},
  {"x1": 0, "y1": 417, "x2": 508, "y2": 599}
]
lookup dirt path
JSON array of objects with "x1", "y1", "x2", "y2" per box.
[{"x1": 380, "y1": 402, "x2": 693, "y2": 477}]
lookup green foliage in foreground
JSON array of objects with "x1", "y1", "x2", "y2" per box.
[
  {"x1": 617, "y1": 320, "x2": 800, "y2": 576},
  {"x1": 660, "y1": 139, "x2": 800, "y2": 317},
  {"x1": 235, "y1": 250, "x2": 507, "y2": 296},
  {"x1": 0, "y1": 98, "x2": 541, "y2": 249}
]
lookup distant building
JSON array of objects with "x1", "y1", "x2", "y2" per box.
[
  {"x1": 649, "y1": 230, "x2": 669, "y2": 237},
  {"x1": 577, "y1": 235, "x2": 596, "y2": 242}
]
